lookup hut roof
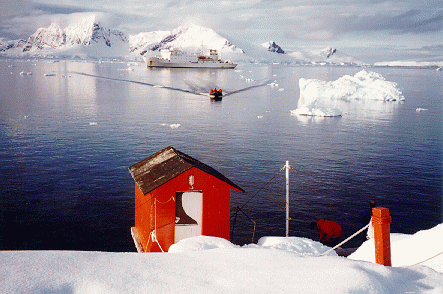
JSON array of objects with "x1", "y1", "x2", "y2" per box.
[{"x1": 128, "y1": 146, "x2": 245, "y2": 194}]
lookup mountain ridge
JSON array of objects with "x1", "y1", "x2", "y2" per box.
[{"x1": 0, "y1": 17, "x2": 365, "y2": 65}]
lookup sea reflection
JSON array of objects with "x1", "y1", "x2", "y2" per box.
[{"x1": 292, "y1": 99, "x2": 403, "y2": 126}]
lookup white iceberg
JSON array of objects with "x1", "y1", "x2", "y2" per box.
[
  {"x1": 292, "y1": 70, "x2": 404, "y2": 117},
  {"x1": 160, "y1": 123, "x2": 181, "y2": 129},
  {"x1": 19, "y1": 71, "x2": 33, "y2": 76}
]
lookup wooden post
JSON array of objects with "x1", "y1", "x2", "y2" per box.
[{"x1": 372, "y1": 207, "x2": 391, "y2": 266}]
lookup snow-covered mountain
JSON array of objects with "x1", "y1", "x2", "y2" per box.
[
  {"x1": 1, "y1": 16, "x2": 128, "y2": 58},
  {"x1": 229, "y1": 38, "x2": 364, "y2": 65},
  {"x1": 261, "y1": 41, "x2": 285, "y2": 54},
  {"x1": 288, "y1": 47, "x2": 364, "y2": 65},
  {"x1": 129, "y1": 25, "x2": 244, "y2": 59},
  {"x1": 0, "y1": 17, "x2": 365, "y2": 65}
]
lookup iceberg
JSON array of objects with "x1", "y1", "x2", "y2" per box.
[
  {"x1": 19, "y1": 71, "x2": 33, "y2": 76},
  {"x1": 161, "y1": 123, "x2": 181, "y2": 129},
  {"x1": 292, "y1": 70, "x2": 404, "y2": 117}
]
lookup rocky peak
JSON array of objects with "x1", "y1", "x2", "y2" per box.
[{"x1": 262, "y1": 41, "x2": 285, "y2": 54}]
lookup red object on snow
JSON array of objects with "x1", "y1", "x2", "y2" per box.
[
  {"x1": 372, "y1": 207, "x2": 392, "y2": 266},
  {"x1": 129, "y1": 146, "x2": 244, "y2": 252}
]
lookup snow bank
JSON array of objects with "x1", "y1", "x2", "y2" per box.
[
  {"x1": 169, "y1": 235, "x2": 238, "y2": 253},
  {"x1": 169, "y1": 235, "x2": 336, "y2": 256},
  {"x1": 256, "y1": 236, "x2": 337, "y2": 256},
  {"x1": 349, "y1": 223, "x2": 443, "y2": 273},
  {"x1": 291, "y1": 70, "x2": 404, "y2": 117},
  {"x1": 1, "y1": 225, "x2": 443, "y2": 293}
]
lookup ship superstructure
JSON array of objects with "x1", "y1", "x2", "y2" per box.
[{"x1": 144, "y1": 49, "x2": 237, "y2": 68}]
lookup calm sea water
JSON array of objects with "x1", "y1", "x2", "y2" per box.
[{"x1": 1, "y1": 58, "x2": 442, "y2": 251}]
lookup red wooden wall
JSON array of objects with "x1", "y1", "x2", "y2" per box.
[{"x1": 134, "y1": 167, "x2": 236, "y2": 252}]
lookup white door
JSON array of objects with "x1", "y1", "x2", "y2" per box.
[{"x1": 174, "y1": 191, "x2": 203, "y2": 243}]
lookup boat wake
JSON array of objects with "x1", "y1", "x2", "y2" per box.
[{"x1": 70, "y1": 72, "x2": 272, "y2": 99}]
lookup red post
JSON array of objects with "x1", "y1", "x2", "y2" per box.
[{"x1": 372, "y1": 207, "x2": 392, "y2": 266}]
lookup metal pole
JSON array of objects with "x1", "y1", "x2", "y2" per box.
[{"x1": 285, "y1": 160, "x2": 290, "y2": 237}]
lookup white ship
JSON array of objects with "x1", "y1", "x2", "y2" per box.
[{"x1": 143, "y1": 49, "x2": 237, "y2": 69}]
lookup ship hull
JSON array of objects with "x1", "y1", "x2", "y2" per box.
[{"x1": 144, "y1": 57, "x2": 237, "y2": 69}]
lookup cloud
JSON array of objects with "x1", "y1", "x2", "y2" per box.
[
  {"x1": 1, "y1": 0, "x2": 442, "y2": 53},
  {"x1": 351, "y1": 10, "x2": 443, "y2": 34},
  {"x1": 284, "y1": 8, "x2": 443, "y2": 41},
  {"x1": 32, "y1": 3, "x2": 93, "y2": 15},
  {"x1": 0, "y1": 1, "x2": 95, "y2": 39},
  {"x1": 296, "y1": 30, "x2": 336, "y2": 41},
  {"x1": 166, "y1": 1, "x2": 182, "y2": 9},
  {"x1": 0, "y1": 0, "x2": 31, "y2": 18}
]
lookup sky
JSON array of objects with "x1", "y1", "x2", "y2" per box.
[{"x1": 1, "y1": 0, "x2": 443, "y2": 62}]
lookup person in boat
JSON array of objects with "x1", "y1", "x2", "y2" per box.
[
  {"x1": 210, "y1": 88, "x2": 222, "y2": 97},
  {"x1": 309, "y1": 219, "x2": 343, "y2": 247}
]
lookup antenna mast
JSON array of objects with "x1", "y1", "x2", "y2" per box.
[{"x1": 282, "y1": 161, "x2": 291, "y2": 237}]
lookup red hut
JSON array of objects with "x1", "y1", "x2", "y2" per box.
[{"x1": 129, "y1": 146, "x2": 244, "y2": 252}]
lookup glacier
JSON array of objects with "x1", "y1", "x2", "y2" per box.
[{"x1": 292, "y1": 70, "x2": 405, "y2": 117}]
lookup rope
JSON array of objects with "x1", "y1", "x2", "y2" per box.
[
  {"x1": 147, "y1": 196, "x2": 175, "y2": 252},
  {"x1": 408, "y1": 250, "x2": 443, "y2": 266},
  {"x1": 134, "y1": 195, "x2": 175, "y2": 210},
  {"x1": 316, "y1": 222, "x2": 443, "y2": 268},
  {"x1": 150, "y1": 230, "x2": 165, "y2": 252},
  {"x1": 230, "y1": 169, "x2": 281, "y2": 243},
  {"x1": 230, "y1": 206, "x2": 257, "y2": 243},
  {"x1": 238, "y1": 169, "x2": 282, "y2": 211},
  {"x1": 238, "y1": 206, "x2": 257, "y2": 243},
  {"x1": 319, "y1": 223, "x2": 370, "y2": 257},
  {"x1": 155, "y1": 196, "x2": 175, "y2": 205}
]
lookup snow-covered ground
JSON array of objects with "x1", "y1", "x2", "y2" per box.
[
  {"x1": 291, "y1": 70, "x2": 404, "y2": 117},
  {"x1": 1, "y1": 224, "x2": 442, "y2": 293}
]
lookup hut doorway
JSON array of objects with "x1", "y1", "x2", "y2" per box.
[{"x1": 175, "y1": 191, "x2": 203, "y2": 243}]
